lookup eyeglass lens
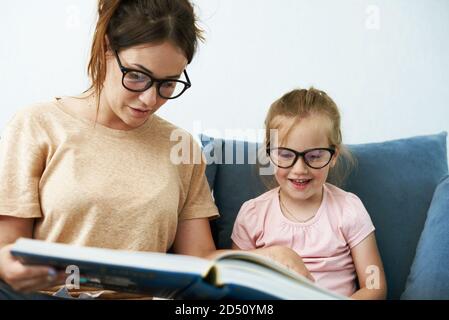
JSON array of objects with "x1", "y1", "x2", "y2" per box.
[{"x1": 271, "y1": 148, "x2": 332, "y2": 169}]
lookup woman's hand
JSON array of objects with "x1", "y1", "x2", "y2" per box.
[
  {"x1": 253, "y1": 245, "x2": 315, "y2": 282},
  {"x1": 0, "y1": 244, "x2": 66, "y2": 293}
]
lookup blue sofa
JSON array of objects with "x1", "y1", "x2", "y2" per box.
[{"x1": 200, "y1": 132, "x2": 449, "y2": 300}]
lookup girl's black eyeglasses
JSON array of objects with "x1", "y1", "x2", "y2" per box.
[{"x1": 267, "y1": 147, "x2": 336, "y2": 169}]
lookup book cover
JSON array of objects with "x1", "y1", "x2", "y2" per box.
[{"x1": 10, "y1": 238, "x2": 344, "y2": 300}]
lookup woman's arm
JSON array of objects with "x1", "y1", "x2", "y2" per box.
[
  {"x1": 0, "y1": 216, "x2": 33, "y2": 249},
  {"x1": 172, "y1": 218, "x2": 217, "y2": 257},
  {"x1": 350, "y1": 233, "x2": 387, "y2": 300},
  {"x1": 0, "y1": 216, "x2": 65, "y2": 293}
]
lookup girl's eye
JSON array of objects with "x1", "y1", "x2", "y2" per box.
[
  {"x1": 305, "y1": 150, "x2": 325, "y2": 161},
  {"x1": 278, "y1": 150, "x2": 295, "y2": 158}
]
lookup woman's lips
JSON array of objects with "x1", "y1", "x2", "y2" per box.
[{"x1": 128, "y1": 106, "x2": 150, "y2": 118}]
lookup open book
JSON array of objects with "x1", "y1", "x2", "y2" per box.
[{"x1": 11, "y1": 238, "x2": 345, "y2": 300}]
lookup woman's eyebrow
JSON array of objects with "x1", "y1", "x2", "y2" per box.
[{"x1": 132, "y1": 63, "x2": 181, "y2": 79}]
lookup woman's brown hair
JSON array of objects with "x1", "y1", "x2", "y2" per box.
[
  {"x1": 87, "y1": 0, "x2": 204, "y2": 97},
  {"x1": 259, "y1": 87, "x2": 356, "y2": 189}
]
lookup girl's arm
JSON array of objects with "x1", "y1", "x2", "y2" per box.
[
  {"x1": 232, "y1": 242, "x2": 315, "y2": 282},
  {"x1": 172, "y1": 218, "x2": 314, "y2": 281},
  {"x1": 350, "y1": 233, "x2": 387, "y2": 300}
]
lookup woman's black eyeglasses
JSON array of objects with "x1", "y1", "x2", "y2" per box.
[
  {"x1": 114, "y1": 50, "x2": 191, "y2": 99},
  {"x1": 267, "y1": 147, "x2": 336, "y2": 169}
]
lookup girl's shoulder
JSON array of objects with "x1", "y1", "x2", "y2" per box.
[
  {"x1": 235, "y1": 188, "x2": 279, "y2": 230},
  {"x1": 325, "y1": 183, "x2": 364, "y2": 206},
  {"x1": 324, "y1": 183, "x2": 372, "y2": 226},
  {"x1": 324, "y1": 183, "x2": 368, "y2": 218},
  {"x1": 324, "y1": 184, "x2": 375, "y2": 246},
  {"x1": 239, "y1": 187, "x2": 279, "y2": 215}
]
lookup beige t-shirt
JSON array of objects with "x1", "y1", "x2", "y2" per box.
[{"x1": 0, "y1": 99, "x2": 219, "y2": 298}]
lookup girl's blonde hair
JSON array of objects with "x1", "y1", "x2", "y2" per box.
[{"x1": 259, "y1": 87, "x2": 356, "y2": 188}]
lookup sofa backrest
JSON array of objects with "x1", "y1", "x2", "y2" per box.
[{"x1": 201, "y1": 132, "x2": 448, "y2": 299}]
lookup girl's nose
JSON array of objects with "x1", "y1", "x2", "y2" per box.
[{"x1": 291, "y1": 156, "x2": 309, "y2": 174}]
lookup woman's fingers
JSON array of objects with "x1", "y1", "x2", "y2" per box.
[
  {"x1": 12, "y1": 272, "x2": 64, "y2": 293},
  {"x1": 13, "y1": 262, "x2": 55, "y2": 281},
  {"x1": 1, "y1": 244, "x2": 67, "y2": 292},
  {"x1": 10, "y1": 269, "x2": 66, "y2": 293},
  {"x1": 1, "y1": 245, "x2": 49, "y2": 279}
]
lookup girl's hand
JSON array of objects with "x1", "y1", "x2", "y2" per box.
[
  {"x1": 255, "y1": 245, "x2": 315, "y2": 282},
  {"x1": 0, "y1": 244, "x2": 66, "y2": 293}
]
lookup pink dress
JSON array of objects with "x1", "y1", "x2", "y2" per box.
[{"x1": 231, "y1": 183, "x2": 375, "y2": 297}]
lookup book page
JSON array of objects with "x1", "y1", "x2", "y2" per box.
[
  {"x1": 214, "y1": 251, "x2": 345, "y2": 299},
  {"x1": 213, "y1": 260, "x2": 343, "y2": 299}
]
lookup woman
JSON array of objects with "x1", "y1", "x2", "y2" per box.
[{"x1": 0, "y1": 0, "x2": 309, "y2": 299}]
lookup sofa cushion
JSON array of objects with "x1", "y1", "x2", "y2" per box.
[
  {"x1": 201, "y1": 132, "x2": 448, "y2": 299},
  {"x1": 200, "y1": 136, "x2": 268, "y2": 248},
  {"x1": 343, "y1": 133, "x2": 448, "y2": 299},
  {"x1": 199, "y1": 134, "x2": 218, "y2": 188},
  {"x1": 401, "y1": 175, "x2": 449, "y2": 299}
]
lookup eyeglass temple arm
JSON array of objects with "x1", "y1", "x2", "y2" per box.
[
  {"x1": 184, "y1": 70, "x2": 191, "y2": 86},
  {"x1": 113, "y1": 50, "x2": 126, "y2": 72}
]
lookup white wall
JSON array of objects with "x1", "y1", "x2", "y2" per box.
[{"x1": 1, "y1": 1, "x2": 448, "y2": 155}]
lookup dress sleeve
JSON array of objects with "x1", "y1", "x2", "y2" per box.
[
  {"x1": 0, "y1": 110, "x2": 46, "y2": 218},
  {"x1": 342, "y1": 193, "x2": 376, "y2": 249},
  {"x1": 231, "y1": 200, "x2": 262, "y2": 250}
]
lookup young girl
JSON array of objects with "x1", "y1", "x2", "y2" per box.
[{"x1": 231, "y1": 88, "x2": 387, "y2": 299}]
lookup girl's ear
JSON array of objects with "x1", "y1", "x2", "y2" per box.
[{"x1": 330, "y1": 148, "x2": 339, "y2": 168}]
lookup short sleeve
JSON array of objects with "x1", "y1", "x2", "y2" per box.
[
  {"x1": 0, "y1": 110, "x2": 46, "y2": 218},
  {"x1": 178, "y1": 138, "x2": 219, "y2": 221},
  {"x1": 342, "y1": 193, "x2": 376, "y2": 249},
  {"x1": 231, "y1": 200, "x2": 261, "y2": 250}
]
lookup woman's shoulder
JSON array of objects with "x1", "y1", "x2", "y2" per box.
[
  {"x1": 151, "y1": 115, "x2": 204, "y2": 155},
  {"x1": 16, "y1": 99, "x2": 58, "y2": 115},
  {"x1": 6, "y1": 100, "x2": 61, "y2": 128},
  {"x1": 152, "y1": 115, "x2": 184, "y2": 133},
  {"x1": 151, "y1": 115, "x2": 195, "y2": 140}
]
